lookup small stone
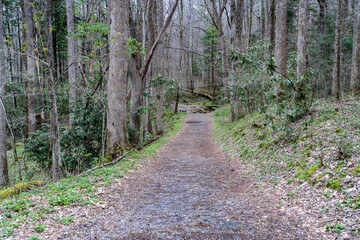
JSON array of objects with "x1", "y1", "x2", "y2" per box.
[{"x1": 343, "y1": 175, "x2": 352, "y2": 183}]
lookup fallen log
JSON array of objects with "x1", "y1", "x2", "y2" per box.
[
  {"x1": 0, "y1": 180, "x2": 45, "y2": 199},
  {"x1": 78, "y1": 136, "x2": 162, "y2": 176},
  {"x1": 180, "y1": 88, "x2": 214, "y2": 101}
]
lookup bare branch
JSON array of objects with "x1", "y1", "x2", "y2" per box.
[{"x1": 140, "y1": 0, "x2": 180, "y2": 80}]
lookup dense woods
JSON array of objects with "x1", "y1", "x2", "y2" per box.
[
  {"x1": 1, "y1": 0, "x2": 360, "y2": 238},
  {"x1": 0, "y1": 0, "x2": 359, "y2": 187}
]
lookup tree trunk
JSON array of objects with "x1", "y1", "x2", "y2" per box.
[
  {"x1": 235, "y1": 0, "x2": 244, "y2": 50},
  {"x1": 179, "y1": 0, "x2": 184, "y2": 89},
  {"x1": 248, "y1": 0, "x2": 254, "y2": 47},
  {"x1": 210, "y1": 1, "x2": 228, "y2": 98},
  {"x1": 230, "y1": 0, "x2": 236, "y2": 122},
  {"x1": 0, "y1": 0, "x2": 9, "y2": 186},
  {"x1": 155, "y1": 0, "x2": 164, "y2": 135},
  {"x1": 275, "y1": 0, "x2": 287, "y2": 75},
  {"x1": 44, "y1": 1, "x2": 62, "y2": 181},
  {"x1": 107, "y1": 0, "x2": 130, "y2": 157},
  {"x1": 264, "y1": 0, "x2": 269, "y2": 42},
  {"x1": 317, "y1": 0, "x2": 327, "y2": 34},
  {"x1": 188, "y1": 0, "x2": 194, "y2": 93},
  {"x1": 269, "y1": 0, "x2": 275, "y2": 53},
  {"x1": 129, "y1": 59, "x2": 142, "y2": 145},
  {"x1": 66, "y1": 0, "x2": 77, "y2": 127},
  {"x1": 24, "y1": 0, "x2": 37, "y2": 134},
  {"x1": 332, "y1": 0, "x2": 342, "y2": 99},
  {"x1": 232, "y1": 0, "x2": 244, "y2": 120},
  {"x1": 143, "y1": 0, "x2": 156, "y2": 136},
  {"x1": 274, "y1": 0, "x2": 287, "y2": 98},
  {"x1": 297, "y1": 0, "x2": 308, "y2": 77},
  {"x1": 128, "y1": 3, "x2": 143, "y2": 146},
  {"x1": 350, "y1": 0, "x2": 360, "y2": 93}
]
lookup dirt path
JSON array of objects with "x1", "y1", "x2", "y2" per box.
[{"x1": 59, "y1": 114, "x2": 324, "y2": 239}]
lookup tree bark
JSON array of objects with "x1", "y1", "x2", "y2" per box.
[
  {"x1": 179, "y1": 0, "x2": 184, "y2": 89},
  {"x1": 332, "y1": 0, "x2": 342, "y2": 99},
  {"x1": 317, "y1": 0, "x2": 327, "y2": 34},
  {"x1": 24, "y1": 0, "x2": 36, "y2": 134},
  {"x1": 0, "y1": 0, "x2": 9, "y2": 186},
  {"x1": 66, "y1": 0, "x2": 77, "y2": 127},
  {"x1": 234, "y1": 0, "x2": 243, "y2": 49},
  {"x1": 129, "y1": 58, "x2": 142, "y2": 145},
  {"x1": 230, "y1": 0, "x2": 236, "y2": 122},
  {"x1": 155, "y1": 0, "x2": 164, "y2": 135},
  {"x1": 275, "y1": 0, "x2": 287, "y2": 75},
  {"x1": 128, "y1": 3, "x2": 143, "y2": 146},
  {"x1": 248, "y1": 0, "x2": 253, "y2": 47},
  {"x1": 350, "y1": 0, "x2": 360, "y2": 93},
  {"x1": 269, "y1": 0, "x2": 275, "y2": 53},
  {"x1": 297, "y1": 0, "x2": 308, "y2": 77},
  {"x1": 107, "y1": 0, "x2": 130, "y2": 157},
  {"x1": 231, "y1": 0, "x2": 244, "y2": 120},
  {"x1": 209, "y1": 0, "x2": 228, "y2": 98},
  {"x1": 44, "y1": 0, "x2": 62, "y2": 181},
  {"x1": 188, "y1": 0, "x2": 194, "y2": 93}
]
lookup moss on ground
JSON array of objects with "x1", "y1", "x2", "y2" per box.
[{"x1": 212, "y1": 100, "x2": 360, "y2": 235}]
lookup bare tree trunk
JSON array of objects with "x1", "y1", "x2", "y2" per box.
[
  {"x1": 332, "y1": 0, "x2": 342, "y2": 99},
  {"x1": 259, "y1": 0, "x2": 264, "y2": 40},
  {"x1": 44, "y1": 1, "x2": 62, "y2": 181},
  {"x1": 317, "y1": 0, "x2": 327, "y2": 34},
  {"x1": 179, "y1": 0, "x2": 184, "y2": 88},
  {"x1": 188, "y1": 0, "x2": 194, "y2": 93},
  {"x1": 297, "y1": 0, "x2": 308, "y2": 77},
  {"x1": 144, "y1": 0, "x2": 156, "y2": 136},
  {"x1": 107, "y1": 0, "x2": 130, "y2": 157},
  {"x1": 155, "y1": 0, "x2": 164, "y2": 135},
  {"x1": 275, "y1": 0, "x2": 287, "y2": 75},
  {"x1": 174, "y1": 84, "x2": 180, "y2": 113},
  {"x1": 230, "y1": 0, "x2": 236, "y2": 122},
  {"x1": 129, "y1": 3, "x2": 143, "y2": 146},
  {"x1": 248, "y1": 0, "x2": 254, "y2": 47},
  {"x1": 49, "y1": 73, "x2": 62, "y2": 180},
  {"x1": 209, "y1": 1, "x2": 228, "y2": 98},
  {"x1": 350, "y1": 0, "x2": 360, "y2": 93},
  {"x1": 0, "y1": 0, "x2": 9, "y2": 186},
  {"x1": 232, "y1": 0, "x2": 244, "y2": 120},
  {"x1": 66, "y1": 0, "x2": 77, "y2": 127},
  {"x1": 274, "y1": 0, "x2": 287, "y2": 99},
  {"x1": 129, "y1": 59, "x2": 142, "y2": 145},
  {"x1": 24, "y1": 0, "x2": 37, "y2": 134},
  {"x1": 269, "y1": 0, "x2": 275, "y2": 53},
  {"x1": 141, "y1": 0, "x2": 149, "y2": 137},
  {"x1": 264, "y1": 0, "x2": 269, "y2": 42},
  {"x1": 235, "y1": 0, "x2": 244, "y2": 50}
]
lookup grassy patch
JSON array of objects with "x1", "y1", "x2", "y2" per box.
[
  {"x1": 55, "y1": 215, "x2": 75, "y2": 225},
  {"x1": 212, "y1": 100, "x2": 360, "y2": 235}
]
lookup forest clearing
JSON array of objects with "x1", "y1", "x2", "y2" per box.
[{"x1": 1, "y1": 0, "x2": 360, "y2": 239}]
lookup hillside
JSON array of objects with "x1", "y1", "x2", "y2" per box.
[{"x1": 212, "y1": 99, "x2": 360, "y2": 238}]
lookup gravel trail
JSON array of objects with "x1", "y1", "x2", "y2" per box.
[{"x1": 59, "y1": 113, "x2": 322, "y2": 239}]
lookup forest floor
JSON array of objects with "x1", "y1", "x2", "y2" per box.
[
  {"x1": 212, "y1": 100, "x2": 360, "y2": 240},
  {"x1": 38, "y1": 113, "x2": 330, "y2": 239}
]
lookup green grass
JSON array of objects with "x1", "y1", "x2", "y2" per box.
[
  {"x1": 0, "y1": 112, "x2": 186, "y2": 238},
  {"x1": 55, "y1": 215, "x2": 74, "y2": 225}
]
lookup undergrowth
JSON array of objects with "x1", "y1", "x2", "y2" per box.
[
  {"x1": 0, "y1": 112, "x2": 186, "y2": 238},
  {"x1": 212, "y1": 100, "x2": 360, "y2": 235}
]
